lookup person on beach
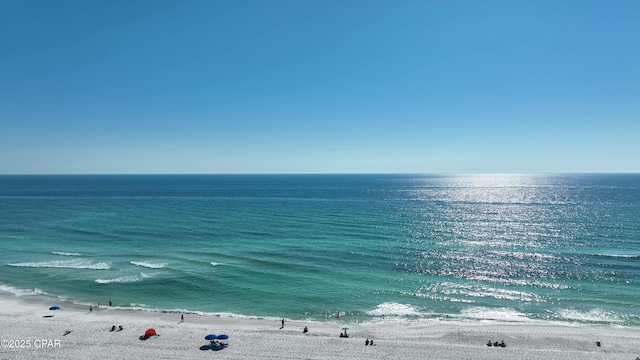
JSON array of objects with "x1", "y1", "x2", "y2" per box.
[
  {"x1": 366, "y1": 339, "x2": 369, "y2": 345},
  {"x1": 181, "y1": 314, "x2": 184, "y2": 323},
  {"x1": 369, "y1": 339, "x2": 374, "y2": 346},
  {"x1": 110, "y1": 325, "x2": 116, "y2": 332},
  {"x1": 303, "y1": 326, "x2": 308, "y2": 333},
  {"x1": 89, "y1": 305, "x2": 93, "y2": 313},
  {"x1": 280, "y1": 319, "x2": 284, "y2": 329},
  {"x1": 109, "y1": 300, "x2": 112, "y2": 307},
  {"x1": 118, "y1": 325, "x2": 124, "y2": 331}
]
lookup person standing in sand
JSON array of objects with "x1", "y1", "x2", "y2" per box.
[
  {"x1": 280, "y1": 319, "x2": 284, "y2": 329},
  {"x1": 181, "y1": 314, "x2": 184, "y2": 323}
]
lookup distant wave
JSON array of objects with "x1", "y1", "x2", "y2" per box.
[
  {"x1": 95, "y1": 273, "x2": 155, "y2": 284},
  {"x1": 130, "y1": 261, "x2": 167, "y2": 269},
  {"x1": 595, "y1": 253, "x2": 639, "y2": 259},
  {"x1": 210, "y1": 262, "x2": 222, "y2": 267},
  {"x1": 424, "y1": 282, "x2": 544, "y2": 302},
  {"x1": 51, "y1": 251, "x2": 83, "y2": 256},
  {"x1": 7, "y1": 259, "x2": 110, "y2": 270}
]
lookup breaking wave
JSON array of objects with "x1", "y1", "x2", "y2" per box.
[
  {"x1": 51, "y1": 251, "x2": 83, "y2": 256},
  {"x1": 460, "y1": 306, "x2": 531, "y2": 322},
  {"x1": 7, "y1": 259, "x2": 110, "y2": 270},
  {"x1": 95, "y1": 273, "x2": 156, "y2": 284},
  {"x1": 556, "y1": 308, "x2": 624, "y2": 324},
  {"x1": 366, "y1": 302, "x2": 422, "y2": 317},
  {"x1": 130, "y1": 261, "x2": 167, "y2": 269}
]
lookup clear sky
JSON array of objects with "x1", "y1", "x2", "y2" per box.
[{"x1": 1, "y1": 0, "x2": 638, "y2": 174}]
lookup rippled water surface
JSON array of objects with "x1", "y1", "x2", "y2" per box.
[{"x1": 1, "y1": 174, "x2": 638, "y2": 326}]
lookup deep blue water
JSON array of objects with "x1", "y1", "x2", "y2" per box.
[{"x1": 1, "y1": 174, "x2": 639, "y2": 326}]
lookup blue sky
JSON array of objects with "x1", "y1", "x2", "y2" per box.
[{"x1": 1, "y1": 0, "x2": 638, "y2": 174}]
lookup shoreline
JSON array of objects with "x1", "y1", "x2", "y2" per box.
[
  {"x1": 2, "y1": 285, "x2": 635, "y2": 328},
  {"x1": 1, "y1": 292, "x2": 639, "y2": 359}
]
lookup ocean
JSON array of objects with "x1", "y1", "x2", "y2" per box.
[{"x1": 1, "y1": 174, "x2": 639, "y2": 327}]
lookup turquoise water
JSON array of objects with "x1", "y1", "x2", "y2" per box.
[{"x1": 1, "y1": 174, "x2": 639, "y2": 326}]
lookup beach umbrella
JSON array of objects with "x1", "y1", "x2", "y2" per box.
[
  {"x1": 216, "y1": 334, "x2": 229, "y2": 340},
  {"x1": 204, "y1": 334, "x2": 217, "y2": 341},
  {"x1": 144, "y1": 328, "x2": 157, "y2": 339},
  {"x1": 49, "y1": 306, "x2": 60, "y2": 316}
]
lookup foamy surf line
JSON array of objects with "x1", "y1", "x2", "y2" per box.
[
  {"x1": 363, "y1": 303, "x2": 633, "y2": 327},
  {"x1": 0, "y1": 292, "x2": 639, "y2": 360},
  {"x1": 7, "y1": 259, "x2": 111, "y2": 270},
  {"x1": 95, "y1": 272, "x2": 157, "y2": 284},
  {"x1": 51, "y1": 251, "x2": 83, "y2": 256},
  {"x1": 130, "y1": 261, "x2": 167, "y2": 269}
]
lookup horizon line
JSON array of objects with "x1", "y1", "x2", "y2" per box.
[{"x1": 1, "y1": 172, "x2": 639, "y2": 176}]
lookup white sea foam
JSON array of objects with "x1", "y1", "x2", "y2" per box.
[
  {"x1": 130, "y1": 261, "x2": 167, "y2": 269},
  {"x1": 460, "y1": 306, "x2": 531, "y2": 322},
  {"x1": 51, "y1": 251, "x2": 83, "y2": 256},
  {"x1": 556, "y1": 309, "x2": 624, "y2": 323},
  {"x1": 7, "y1": 259, "x2": 110, "y2": 270},
  {"x1": 128, "y1": 303, "x2": 149, "y2": 309},
  {"x1": 596, "y1": 253, "x2": 638, "y2": 259},
  {"x1": 0, "y1": 284, "x2": 40, "y2": 297},
  {"x1": 210, "y1": 262, "x2": 222, "y2": 267},
  {"x1": 366, "y1": 302, "x2": 421, "y2": 317},
  {"x1": 95, "y1": 273, "x2": 155, "y2": 284}
]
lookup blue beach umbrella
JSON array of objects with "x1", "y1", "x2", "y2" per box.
[
  {"x1": 49, "y1": 306, "x2": 60, "y2": 316},
  {"x1": 204, "y1": 334, "x2": 217, "y2": 341},
  {"x1": 216, "y1": 334, "x2": 229, "y2": 340}
]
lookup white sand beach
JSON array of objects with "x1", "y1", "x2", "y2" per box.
[{"x1": 1, "y1": 294, "x2": 638, "y2": 360}]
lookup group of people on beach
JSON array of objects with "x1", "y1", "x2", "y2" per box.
[
  {"x1": 110, "y1": 325, "x2": 124, "y2": 332},
  {"x1": 365, "y1": 339, "x2": 375, "y2": 346},
  {"x1": 487, "y1": 340, "x2": 506, "y2": 347},
  {"x1": 88, "y1": 300, "x2": 114, "y2": 314}
]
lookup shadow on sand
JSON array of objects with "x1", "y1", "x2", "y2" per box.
[{"x1": 199, "y1": 342, "x2": 228, "y2": 351}]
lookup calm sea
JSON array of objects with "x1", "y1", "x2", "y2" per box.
[{"x1": 1, "y1": 174, "x2": 639, "y2": 327}]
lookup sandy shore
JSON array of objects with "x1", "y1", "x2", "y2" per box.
[{"x1": 0, "y1": 293, "x2": 638, "y2": 360}]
